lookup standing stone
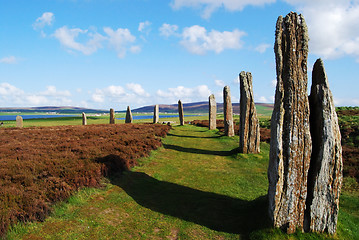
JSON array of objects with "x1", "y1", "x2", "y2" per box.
[
  {"x1": 223, "y1": 86, "x2": 234, "y2": 137},
  {"x1": 109, "y1": 108, "x2": 115, "y2": 124},
  {"x1": 239, "y1": 71, "x2": 260, "y2": 153},
  {"x1": 153, "y1": 105, "x2": 159, "y2": 123},
  {"x1": 305, "y1": 59, "x2": 343, "y2": 234},
  {"x1": 125, "y1": 106, "x2": 133, "y2": 123},
  {"x1": 16, "y1": 115, "x2": 23, "y2": 128},
  {"x1": 82, "y1": 112, "x2": 87, "y2": 125},
  {"x1": 178, "y1": 100, "x2": 184, "y2": 126},
  {"x1": 209, "y1": 94, "x2": 216, "y2": 130},
  {"x1": 268, "y1": 12, "x2": 311, "y2": 234}
]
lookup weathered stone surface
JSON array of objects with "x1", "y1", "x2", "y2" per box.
[
  {"x1": 268, "y1": 12, "x2": 311, "y2": 234},
  {"x1": 223, "y1": 86, "x2": 234, "y2": 137},
  {"x1": 153, "y1": 105, "x2": 159, "y2": 123},
  {"x1": 305, "y1": 59, "x2": 343, "y2": 234},
  {"x1": 16, "y1": 115, "x2": 23, "y2": 128},
  {"x1": 239, "y1": 71, "x2": 260, "y2": 153},
  {"x1": 209, "y1": 94, "x2": 216, "y2": 130},
  {"x1": 109, "y1": 108, "x2": 115, "y2": 124},
  {"x1": 178, "y1": 100, "x2": 184, "y2": 126},
  {"x1": 125, "y1": 106, "x2": 133, "y2": 123},
  {"x1": 82, "y1": 112, "x2": 87, "y2": 125}
]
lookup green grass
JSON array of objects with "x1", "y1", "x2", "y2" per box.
[{"x1": 5, "y1": 124, "x2": 359, "y2": 239}]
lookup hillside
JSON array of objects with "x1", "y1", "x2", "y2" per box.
[
  {"x1": 0, "y1": 106, "x2": 107, "y2": 114},
  {"x1": 132, "y1": 102, "x2": 274, "y2": 115}
]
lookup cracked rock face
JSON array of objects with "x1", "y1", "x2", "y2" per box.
[
  {"x1": 110, "y1": 108, "x2": 115, "y2": 124},
  {"x1": 125, "y1": 106, "x2": 133, "y2": 123},
  {"x1": 209, "y1": 94, "x2": 216, "y2": 130},
  {"x1": 178, "y1": 100, "x2": 184, "y2": 126},
  {"x1": 82, "y1": 112, "x2": 87, "y2": 125},
  {"x1": 16, "y1": 115, "x2": 23, "y2": 128},
  {"x1": 306, "y1": 59, "x2": 343, "y2": 234},
  {"x1": 239, "y1": 71, "x2": 260, "y2": 154},
  {"x1": 223, "y1": 86, "x2": 234, "y2": 137},
  {"x1": 153, "y1": 105, "x2": 159, "y2": 124},
  {"x1": 268, "y1": 12, "x2": 312, "y2": 234}
]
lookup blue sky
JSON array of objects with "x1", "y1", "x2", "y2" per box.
[{"x1": 1, "y1": 0, "x2": 358, "y2": 110}]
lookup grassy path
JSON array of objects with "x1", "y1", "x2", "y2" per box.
[{"x1": 7, "y1": 125, "x2": 359, "y2": 239}]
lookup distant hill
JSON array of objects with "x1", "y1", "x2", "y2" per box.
[
  {"x1": 0, "y1": 106, "x2": 107, "y2": 114},
  {"x1": 132, "y1": 102, "x2": 274, "y2": 115}
]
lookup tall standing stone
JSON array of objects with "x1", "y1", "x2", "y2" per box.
[
  {"x1": 109, "y1": 108, "x2": 115, "y2": 124},
  {"x1": 305, "y1": 59, "x2": 343, "y2": 234},
  {"x1": 239, "y1": 71, "x2": 260, "y2": 153},
  {"x1": 153, "y1": 105, "x2": 159, "y2": 124},
  {"x1": 82, "y1": 112, "x2": 87, "y2": 125},
  {"x1": 268, "y1": 12, "x2": 311, "y2": 234},
  {"x1": 125, "y1": 106, "x2": 133, "y2": 123},
  {"x1": 223, "y1": 86, "x2": 234, "y2": 137},
  {"x1": 16, "y1": 115, "x2": 23, "y2": 128},
  {"x1": 209, "y1": 94, "x2": 216, "y2": 130},
  {"x1": 178, "y1": 100, "x2": 184, "y2": 126}
]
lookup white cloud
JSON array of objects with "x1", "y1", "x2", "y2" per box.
[
  {"x1": 156, "y1": 85, "x2": 211, "y2": 103},
  {"x1": 284, "y1": 0, "x2": 359, "y2": 61},
  {"x1": 53, "y1": 26, "x2": 105, "y2": 55},
  {"x1": 0, "y1": 56, "x2": 18, "y2": 64},
  {"x1": 91, "y1": 84, "x2": 150, "y2": 106},
  {"x1": 138, "y1": 21, "x2": 152, "y2": 33},
  {"x1": 159, "y1": 23, "x2": 179, "y2": 37},
  {"x1": 104, "y1": 27, "x2": 138, "y2": 58},
  {"x1": 271, "y1": 79, "x2": 276, "y2": 88},
  {"x1": 215, "y1": 79, "x2": 225, "y2": 87},
  {"x1": 126, "y1": 83, "x2": 150, "y2": 97},
  {"x1": 0, "y1": 83, "x2": 72, "y2": 106},
  {"x1": 256, "y1": 96, "x2": 271, "y2": 103},
  {"x1": 255, "y1": 43, "x2": 271, "y2": 53},
  {"x1": 180, "y1": 25, "x2": 246, "y2": 55},
  {"x1": 171, "y1": 0, "x2": 275, "y2": 19},
  {"x1": 33, "y1": 12, "x2": 55, "y2": 30}
]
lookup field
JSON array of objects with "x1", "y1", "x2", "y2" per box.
[{"x1": 1, "y1": 110, "x2": 358, "y2": 239}]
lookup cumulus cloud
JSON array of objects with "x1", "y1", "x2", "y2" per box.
[
  {"x1": 0, "y1": 83, "x2": 72, "y2": 106},
  {"x1": 159, "y1": 23, "x2": 179, "y2": 37},
  {"x1": 138, "y1": 21, "x2": 152, "y2": 33},
  {"x1": 255, "y1": 43, "x2": 271, "y2": 53},
  {"x1": 104, "y1": 27, "x2": 139, "y2": 58},
  {"x1": 33, "y1": 12, "x2": 55, "y2": 30},
  {"x1": 180, "y1": 25, "x2": 246, "y2": 55},
  {"x1": 0, "y1": 56, "x2": 18, "y2": 64},
  {"x1": 156, "y1": 85, "x2": 211, "y2": 103},
  {"x1": 171, "y1": 0, "x2": 275, "y2": 19},
  {"x1": 284, "y1": 0, "x2": 359, "y2": 61},
  {"x1": 53, "y1": 26, "x2": 105, "y2": 55},
  {"x1": 91, "y1": 84, "x2": 150, "y2": 106},
  {"x1": 126, "y1": 83, "x2": 150, "y2": 97},
  {"x1": 215, "y1": 79, "x2": 225, "y2": 87}
]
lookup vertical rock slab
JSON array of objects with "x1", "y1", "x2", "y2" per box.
[
  {"x1": 223, "y1": 86, "x2": 234, "y2": 137},
  {"x1": 239, "y1": 71, "x2": 260, "y2": 153},
  {"x1": 268, "y1": 12, "x2": 311, "y2": 234},
  {"x1": 82, "y1": 112, "x2": 87, "y2": 125},
  {"x1": 109, "y1": 108, "x2": 115, "y2": 124},
  {"x1": 153, "y1": 105, "x2": 159, "y2": 124},
  {"x1": 209, "y1": 94, "x2": 216, "y2": 130},
  {"x1": 306, "y1": 59, "x2": 343, "y2": 234},
  {"x1": 125, "y1": 106, "x2": 133, "y2": 123},
  {"x1": 178, "y1": 100, "x2": 184, "y2": 126},
  {"x1": 16, "y1": 115, "x2": 23, "y2": 128}
]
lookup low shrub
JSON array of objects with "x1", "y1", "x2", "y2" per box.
[{"x1": 0, "y1": 123, "x2": 170, "y2": 237}]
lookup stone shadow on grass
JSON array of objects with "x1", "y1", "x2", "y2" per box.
[
  {"x1": 163, "y1": 144, "x2": 239, "y2": 156},
  {"x1": 112, "y1": 171, "x2": 269, "y2": 237},
  {"x1": 166, "y1": 133, "x2": 222, "y2": 139}
]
